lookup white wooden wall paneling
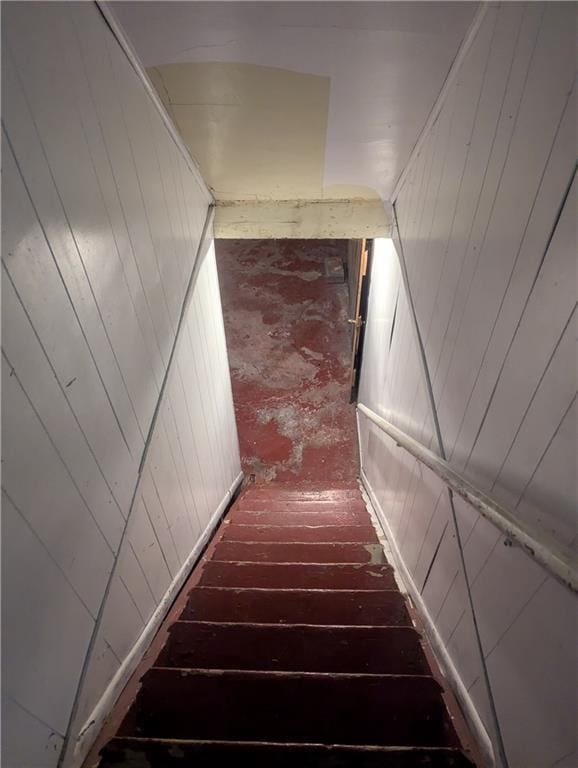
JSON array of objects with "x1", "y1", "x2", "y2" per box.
[
  {"x1": 192, "y1": 297, "x2": 228, "y2": 489},
  {"x1": 109, "y1": 39, "x2": 181, "y2": 340},
  {"x1": 392, "y1": 3, "x2": 572, "y2": 608},
  {"x1": 428, "y1": 3, "x2": 546, "y2": 417},
  {"x1": 1, "y1": 156, "x2": 120, "y2": 612},
  {"x1": 127, "y1": 496, "x2": 173, "y2": 603},
  {"x1": 64, "y1": 247, "x2": 243, "y2": 764},
  {"x1": 2, "y1": 694, "x2": 64, "y2": 768},
  {"x1": 433, "y1": 4, "x2": 572, "y2": 458},
  {"x1": 360, "y1": 424, "x2": 494, "y2": 760},
  {"x1": 378, "y1": 280, "x2": 431, "y2": 522},
  {"x1": 398, "y1": 25, "x2": 568, "y2": 712},
  {"x1": 1, "y1": 488, "x2": 96, "y2": 739},
  {"x1": 171, "y1": 357, "x2": 212, "y2": 522},
  {"x1": 461, "y1": 174, "x2": 576, "y2": 524},
  {"x1": 70, "y1": 7, "x2": 166, "y2": 395},
  {"x1": 2, "y1": 3, "x2": 242, "y2": 767},
  {"x1": 147, "y1": 425, "x2": 195, "y2": 564},
  {"x1": 76, "y1": 8, "x2": 175, "y2": 372},
  {"x1": 392, "y1": 137, "x2": 441, "y2": 427},
  {"x1": 453, "y1": 95, "x2": 575, "y2": 479},
  {"x1": 181, "y1": 296, "x2": 222, "y2": 510},
  {"x1": 201, "y1": 262, "x2": 238, "y2": 481},
  {"x1": 204, "y1": 258, "x2": 239, "y2": 483},
  {"x1": 1, "y1": 135, "x2": 137, "y2": 514},
  {"x1": 359, "y1": 4, "x2": 577, "y2": 765},
  {"x1": 375, "y1": 247, "x2": 446, "y2": 559},
  {"x1": 206, "y1": 254, "x2": 241, "y2": 481},
  {"x1": 419, "y1": 2, "x2": 526, "y2": 416},
  {"x1": 400, "y1": 4, "x2": 519, "y2": 450},
  {"x1": 411, "y1": 14, "x2": 496, "y2": 335},
  {"x1": 359, "y1": 242, "x2": 451, "y2": 574},
  {"x1": 3, "y1": 59, "x2": 142, "y2": 462},
  {"x1": 403, "y1": 1, "x2": 532, "y2": 445},
  {"x1": 420, "y1": 133, "x2": 576, "y2": 635},
  {"x1": 1, "y1": 270, "x2": 123, "y2": 552},
  {"x1": 481, "y1": 574, "x2": 576, "y2": 767},
  {"x1": 195, "y1": 267, "x2": 236, "y2": 497},
  {"x1": 4, "y1": 13, "x2": 147, "y2": 463},
  {"x1": 414, "y1": 97, "x2": 572, "y2": 640},
  {"x1": 139, "y1": 468, "x2": 181, "y2": 577},
  {"x1": 505, "y1": 393, "x2": 576, "y2": 544}
]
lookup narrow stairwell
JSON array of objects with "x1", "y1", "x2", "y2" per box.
[{"x1": 98, "y1": 484, "x2": 477, "y2": 767}]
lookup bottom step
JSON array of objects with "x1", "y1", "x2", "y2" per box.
[
  {"x1": 119, "y1": 669, "x2": 459, "y2": 747},
  {"x1": 100, "y1": 739, "x2": 475, "y2": 767}
]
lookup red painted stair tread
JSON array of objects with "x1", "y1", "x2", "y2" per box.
[
  {"x1": 96, "y1": 484, "x2": 478, "y2": 768},
  {"x1": 198, "y1": 561, "x2": 396, "y2": 589}
]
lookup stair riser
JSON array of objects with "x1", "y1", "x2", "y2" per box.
[
  {"x1": 235, "y1": 500, "x2": 367, "y2": 513},
  {"x1": 230, "y1": 509, "x2": 369, "y2": 525},
  {"x1": 239, "y1": 489, "x2": 362, "y2": 501},
  {"x1": 198, "y1": 562, "x2": 396, "y2": 590},
  {"x1": 181, "y1": 588, "x2": 411, "y2": 626},
  {"x1": 241, "y1": 487, "x2": 361, "y2": 499},
  {"x1": 222, "y1": 524, "x2": 377, "y2": 543},
  {"x1": 212, "y1": 542, "x2": 386, "y2": 564},
  {"x1": 119, "y1": 670, "x2": 459, "y2": 747},
  {"x1": 157, "y1": 623, "x2": 429, "y2": 674},
  {"x1": 101, "y1": 740, "x2": 475, "y2": 768}
]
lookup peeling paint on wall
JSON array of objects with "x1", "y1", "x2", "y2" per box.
[
  {"x1": 149, "y1": 62, "x2": 331, "y2": 201},
  {"x1": 148, "y1": 62, "x2": 393, "y2": 237}
]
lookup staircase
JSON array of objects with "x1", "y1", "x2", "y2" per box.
[{"x1": 99, "y1": 484, "x2": 476, "y2": 767}]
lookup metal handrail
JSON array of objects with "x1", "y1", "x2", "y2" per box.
[{"x1": 357, "y1": 403, "x2": 577, "y2": 593}]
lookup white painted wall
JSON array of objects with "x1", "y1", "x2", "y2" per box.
[
  {"x1": 358, "y1": 3, "x2": 576, "y2": 767},
  {"x1": 114, "y1": 1, "x2": 477, "y2": 201},
  {"x1": 1, "y1": 3, "x2": 241, "y2": 767}
]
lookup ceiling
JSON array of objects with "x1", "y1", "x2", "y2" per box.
[{"x1": 115, "y1": 1, "x2": 477, "y2": 205}]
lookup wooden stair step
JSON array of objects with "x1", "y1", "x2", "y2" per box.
[
  {"x1": 212, "y1": 541, "x2": 386, "y2": 564},
  {"x1": 100, "y1": 738, "x2": 475, "y2": 768},
  {"x1": 118, "y1": 669, "x2": 460, "y2": 748},
  {"x1": 229, "y1": 507, "x2": 370, "y2": 525},
  {"x1": 240, "y1": 487, "x2": 362, "y2": 501},
  {"x1": 221, "y1": 523, "x2": 378, "y2": 543},
  {"x1": 235, "y1": 500, "x2": 367, "y2": 514},
  {"x1": 156, "y1": 622, "x2": 429, "y2": 675},
  {"x1": 96, "y1": 484, "x2": 476, "y2": 768},
  {"x1": 198, "y1": 561, "x2": 395, "y2": 589},
  {"x1": 180, "y1": 587, "x2": 411, "y2": 626}
]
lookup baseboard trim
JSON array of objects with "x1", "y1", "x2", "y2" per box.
[
  {"x1": 68, "y1": 470, "x2": 243, "y2": 768},
  {"x1": 359, "y1": 467, "x2": 495, "y2": 767}
]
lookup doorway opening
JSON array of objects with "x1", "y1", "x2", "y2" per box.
[
  {"x1": 214, "y1": 238, "x2": 370, "y2": 484},
  {"x1": 346, "y1": 238, "x2": 373, "y2": 403}
]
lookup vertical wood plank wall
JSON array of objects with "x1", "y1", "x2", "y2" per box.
[
  {"x1": 358, "y1": 3, "x2": 576, "y2": 767},
  {"x1": 1, "y1": 3, "x2": 241, "y2": 767}
]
